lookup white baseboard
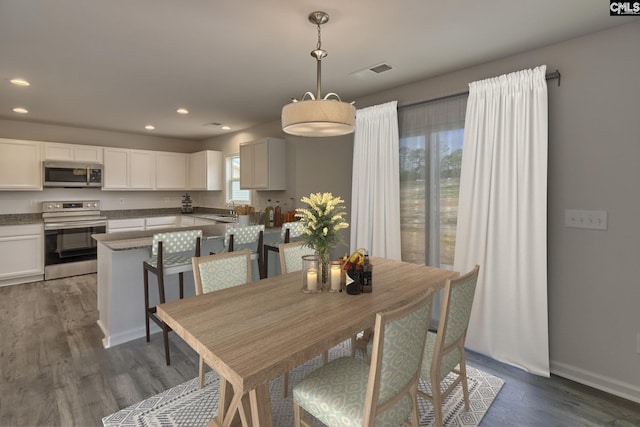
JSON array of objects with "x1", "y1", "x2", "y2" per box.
[
  {"x1": 551, "y1": 360, "x2": 640, "y2": 404},
  {"x1": 98, "y1": 321, "x2": 160, "y2": 349}
]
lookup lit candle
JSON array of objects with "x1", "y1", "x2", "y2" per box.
[
  {"x1": 330, "y1": 265, "x2": 341, "y2": 291},
  {"x1": 306, "y1": 269, "x2": 318, "y2": 291}
]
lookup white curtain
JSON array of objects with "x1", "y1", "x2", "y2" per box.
[
  {"x1": 350, "y1": 101, "x2": 401, "y2": 259},
  {"x1": 454, "y1": 66, "x2": 550, "y2": 376}
]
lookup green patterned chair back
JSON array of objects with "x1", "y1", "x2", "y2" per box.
[
  {"x1": 223, "y1": 224, "x2": 264, "y2": 250},
  {"x1": 423, "y1": 265, "x2": 480, "y2": 382},
  {"x1": 278, "y1": 241, "x2": 315, "y2": 274},
  {"x1": 192, "y1": 249, "x2": 252, "y2": 295},
  {"x1": 280, "y1": 221, "x2": 305, "y2": 242},
  {"x1": 366, "y1": 290, "x2": 434, "y2": 424},
  {"x1": 151, "y1": 229, "x2": 203, "y2": 256}
]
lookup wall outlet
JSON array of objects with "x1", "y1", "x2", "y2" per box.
[{"x1": 565, "y1": 209, "x2": 607, "y2": 230}]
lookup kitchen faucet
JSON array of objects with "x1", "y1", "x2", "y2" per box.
[{"x1": 227, "y1": 200, "x2": 236, "y2": 216}]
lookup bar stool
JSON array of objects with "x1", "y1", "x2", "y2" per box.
[
  {"x1": 143, "y1": 229, "x2": 202, "y2": 365},
  {"x1": 224, "y1": 224, "x2": 265, "y2": 279}
]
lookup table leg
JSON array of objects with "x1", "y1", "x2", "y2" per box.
[
  {"x1": 211, "y1": 377, "x2": 274, "y2": 427},
  {"x1": 249, "y1": 383, "x2": 273, "y2": 427},
  {"x1": 210, "y1": 377, "x2": 243, "y2": 427}
]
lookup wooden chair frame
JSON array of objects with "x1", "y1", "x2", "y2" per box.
[{"x1": 418, "y1": 264, "x2": 480, "y2": 427}]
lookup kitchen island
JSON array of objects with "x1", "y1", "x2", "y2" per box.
[{"x1": 93, "y1": 224, "x2": 282, "y2": 348}]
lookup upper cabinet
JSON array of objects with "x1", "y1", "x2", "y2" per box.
[
  {"x1": 43, "y1": 142, "x2": 103, "y2": 163},
  {"x1": 103, "y1": 148, "x2": 155, "y2": 190},
  {"x1": 239, "y1": 138, "x2": 286, "y2": 190},
  {"x1": 0, "y1": 139, "x2": 42, "y2": 191},
  {"x1": 189, "y1": 150, "x2": 222, "y2": 191},
  {"x1": 156, "y1": 152, "x2": 188, "y2": 190}
]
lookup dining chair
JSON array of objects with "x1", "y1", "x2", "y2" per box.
[
  {"x1": 143, "y1": 229, "x2": 202, "y2": 365},
  {"x1": 293, "y1": 289, "x2": 434, "y2": 427},
  {"x1": 192, "y1": 249, "x2": 252, "y2": 388},
  {"x1": 280, "y1": 241, "x2": 359, "y2": 363},
  {"x1": 278, "y1": 241, "x2": 315, "y2": 275},
  {"x1": 264, "y1": 221, "x2": 306, "y2": 277},
  {"x1": 223, "y1": 224, "x2": 265, "y2": 279},
  {"x1": 418, "y1": 264, "x2": 480, "y2": 427},
  {"x1": 277, "y1": 241, "x2": 319, "y2": 397}
]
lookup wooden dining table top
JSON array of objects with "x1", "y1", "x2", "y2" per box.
[{"x1": 157, "y1": 257, "x2": 458, "y2": 396}]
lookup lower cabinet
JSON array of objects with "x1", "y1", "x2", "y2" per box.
[
  {"x1": 145, "y1": 216, "x2": 179, "y2": 230},
  {"x1": 0, "y1": 224, "x2": 44, "y2": 286},
  {"x1": 106, "y1": 218, "x2": 145, "y2": 233}
]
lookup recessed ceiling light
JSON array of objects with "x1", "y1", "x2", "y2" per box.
[
  {"x1": 13, "y1": 107, "x2": 28, "y2": 114},
  {"x1": 144, "y1": 125, "x2": 155, "y2": 130},
  {"x1": 10, "y1": 78, "x2": 30, "y2": 87},
  {"x1": 221, "y1": 125, "x2": 231, "y2": 131},
  {"x1": 176, "y1": 108, "x2": 189, "y2": 115}
]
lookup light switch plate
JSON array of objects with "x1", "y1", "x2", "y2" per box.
[{"x1": 565, "y1": 209, "x2": 607, "y2": 230}]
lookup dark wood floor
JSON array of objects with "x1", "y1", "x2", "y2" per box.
[{"x1": 1, "y1": 274, "x2": 640, "y2": 426}]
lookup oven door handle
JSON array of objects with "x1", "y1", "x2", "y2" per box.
[{"x1": 45, "y1": 220, "x2": 107, "y2": 230}]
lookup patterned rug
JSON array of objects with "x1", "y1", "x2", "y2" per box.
[{"x1": 103, "y1": 342, "x2": 504, "y2": 427}]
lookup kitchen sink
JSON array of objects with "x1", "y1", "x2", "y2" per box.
[{"x1": 195, "y1": 214, "x2": 237, "y2": 223}]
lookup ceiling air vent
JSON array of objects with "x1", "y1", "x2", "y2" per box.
[{"x1": 369, "y1": 63, "x2": 393, "y2": 74}]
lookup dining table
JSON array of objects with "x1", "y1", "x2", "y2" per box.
[{"x1": 156, "y1": 257, "x2": 458, "y2": 427}]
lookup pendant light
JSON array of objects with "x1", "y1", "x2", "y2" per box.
[{"x1": 281, "y1": 11, "x2": 356, "y2": 137}]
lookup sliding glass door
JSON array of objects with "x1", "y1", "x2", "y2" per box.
[{"x1": 398, "y1": 95, "x2": 467, "y2": 270}]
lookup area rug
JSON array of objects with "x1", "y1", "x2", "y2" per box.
[{"x1": 103, "y1": 341, "x2": 504, "y2": 427}]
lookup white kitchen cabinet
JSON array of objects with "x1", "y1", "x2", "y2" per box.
[
  {"x1": 145, "y1": 216, "x2": 179, "y2": 230},
  {"x1": 239, "y1": 138, "x2": 286, "y2": 190},
  {"x1": 189, "y1": 150, "x2": 223, "y2": 190},
  {"x1": 106, "y1": 218, "x2": 146, "y2": 233},
  {"x1": 0, "y1": 224, "x2": 44, "y2": 286},
  {"x1": 43, "y1": 142, "x2": 103, "y2": 163},
  {"x1": 156, "y1": 152, "x2": 188, "y2": 190},
  {"x1": 0, "y1": 139, "x2": 43, "y2": 191},
  {"x1": 103, "y1": 148, "x2": 155, "y2": 190}
]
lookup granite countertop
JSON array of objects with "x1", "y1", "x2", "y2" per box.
[
  {"x1": 94, "y1": 223, "x2": 282, "y2": 251},
  {"x1": 102, "y1": 207, "x2": 232, "y2": 220},
  {"x1": 0, "y1": 213, "x2": 43, "y2": 226},
  {"x1": 93, "y1": 224, "x2": 228, "y2": 251},
  {"x1": 0, "y1": 207, "x2": 233, "y2": 226}
]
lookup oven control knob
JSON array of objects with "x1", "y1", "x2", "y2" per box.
[
  {"x1": 47, "y1": 204, "x2": 55, "y2": 210},
  {"x1": 56, "y1": 204, "x2": 61, "y2": 209}
]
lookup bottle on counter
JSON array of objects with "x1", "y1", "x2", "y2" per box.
[
  {"x1": 264, "y1": 204, "x2": 273, "y2": 228},
  {"x1": 274, "y1": 201, "x2": 282, "y2": 228},
  {"x1": 362, "y1": 255, "x2": 373, "y2": 293}
]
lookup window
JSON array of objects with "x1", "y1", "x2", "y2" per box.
[
  {"x1": 398, "y1": 95, "x2": 467, "y2": 269},
  {"x1": 226, "y1": 155, "x2": 251, "y2": 205}
]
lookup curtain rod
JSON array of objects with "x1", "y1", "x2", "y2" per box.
[{"x1": 400, "y1": 69, "x2": 561, "y2": 109}]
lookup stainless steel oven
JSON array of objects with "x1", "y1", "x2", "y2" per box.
[{"x1": 42, "y1": 200, "x2": 106, "y2": 280}]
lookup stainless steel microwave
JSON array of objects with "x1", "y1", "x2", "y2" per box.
[{"x1": 43, "y1": 161, "x2": 103, "y2": 188}]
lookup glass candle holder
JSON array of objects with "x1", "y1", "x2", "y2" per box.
[
  {"x1": 302, "y1": 254, "x2": 321, "y2": 293},
  {"x1": 328, "y1": 260, "x2": 342, "y2": 293}
]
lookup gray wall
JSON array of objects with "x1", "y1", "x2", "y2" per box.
[{"x1": 354, "y1": 21, "x2": 640, "y2": 401}]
